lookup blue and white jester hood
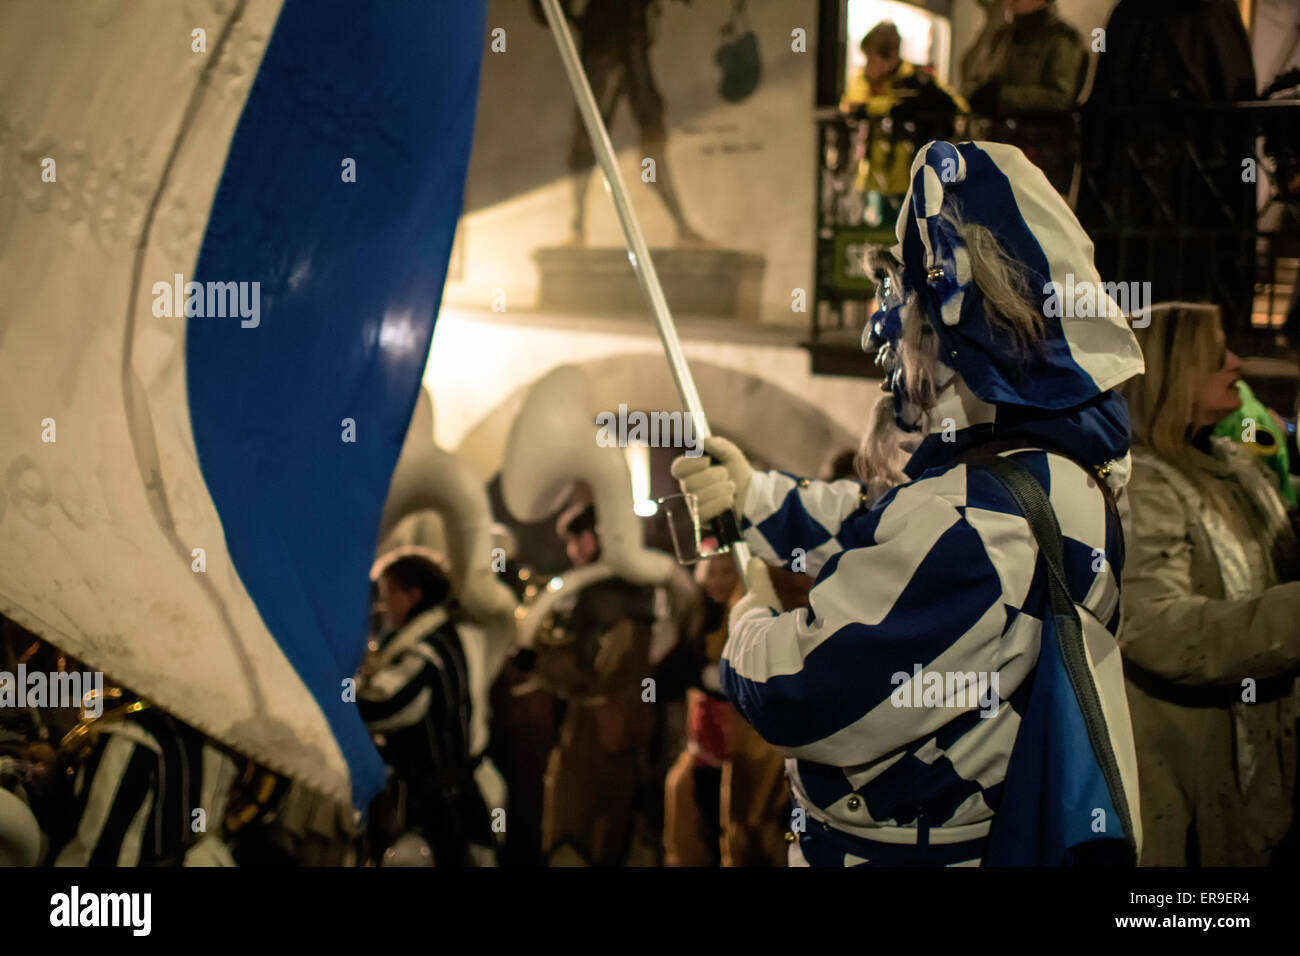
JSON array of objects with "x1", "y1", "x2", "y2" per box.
[
  {"x1": 883, "y1": 140, "x2": 1144, "y2": 410},
  {"x1": 871, "y1": 141, "x2": 1146, "y2": 483},
  {"x1": 722, "y1": 141, "x2": 1145, "y2": 866}
]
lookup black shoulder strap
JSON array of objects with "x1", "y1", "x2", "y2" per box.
[
  {"x1": 963, "y1": 453, "x2": 1137, "y2": 865},
  {"x1": 966, "y1": 454, "x2": 1076, "y2": 627},
  {"x1": 960, "y1": 437, "x2": 1123, "y2": 569}
]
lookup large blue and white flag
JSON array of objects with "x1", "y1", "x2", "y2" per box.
[{"x1": 0, "y1": 0, "x2": 486, "y2": 811}]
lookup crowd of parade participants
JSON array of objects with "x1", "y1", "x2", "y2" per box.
[
  {"x1": 4, "y1": 0, "x2": 1300, "y2": 868},
  {"x1": 4, "y1": 288, "x2": 1299, "y2": 868}
]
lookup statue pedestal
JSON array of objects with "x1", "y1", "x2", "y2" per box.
[{"x1": 534, "y1": 246, "x2": 766, "y2": 320}]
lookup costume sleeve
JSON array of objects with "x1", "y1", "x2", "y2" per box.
[
  {"x1": 1120, "y1": 465, "x2": 1300, "y2": 685},
  {"x1": 997, "y1": 32, "x2": 1085, "y2": 111},
  {"x1": 55, "y1": 733, "x2": 157, "y2": 867},
  {"x1": 722, "y1": 474, "x2": 1018, "y2": 767},
  {"x1": 740, "y1": 471, "x2": 869, "y2": 578},
  {"x1": 357, "y1": 646, "x2": 437, "y2": 732}
]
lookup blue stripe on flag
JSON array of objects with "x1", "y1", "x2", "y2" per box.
[{"x1": 186, "y1": 0, "x2": 486, "y2": 809}]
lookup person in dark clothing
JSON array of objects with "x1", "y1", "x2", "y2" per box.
[
  {"x1": 529, "y1": 499, "x2": 662, "y2": 865},
  {"x1": 1079, "y1": 0, "x2": 1258, "y2": 334},
  {"x1": 47, "y1": 693, "x2": 287, "y2": 866},
  {"x1": 360, "y1": 554, "x2": 496, "y2": 866},
  {"x1": 1088, "y1": 0, "x2": 1256, "y2": 107},
  {"x1": 965, "y1": 0, "x2": 1087, "y2": 114},
  {"x1": 964, "y1": 0, "x2": 1087, "y2": 193},
  {"x1": 839, "y1": 20, "x2": 967, "y2": 224},
  {"x1": 660, "y1": 552, "x2": 735, "y2": 866},
  {"x1": 1262, "y1": 68, "x2": 1300, "y2": 351}
]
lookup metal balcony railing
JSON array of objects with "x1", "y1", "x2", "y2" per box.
[{"x1": 809, "y1": 101, "x2": 1300, "y2": 377}]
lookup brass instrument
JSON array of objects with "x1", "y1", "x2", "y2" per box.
[
  {"x1": 57, "y1": 685, "x2": 148, "y2": 767},
  {"x1": 58, "y1": 683, "x2": 286, "y2": 840}
]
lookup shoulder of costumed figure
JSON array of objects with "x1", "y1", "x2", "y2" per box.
[{"x1": 892, "y1": 140, "x2": 1144, "y2": 413}]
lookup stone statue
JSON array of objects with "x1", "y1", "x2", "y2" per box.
[{"x1": 535, "y1": 0, "x2": 708, "y2": 246}]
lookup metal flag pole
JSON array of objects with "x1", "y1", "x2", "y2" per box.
[{"x1": 539, "y1": 0, "x2": 752, "y2": 589}]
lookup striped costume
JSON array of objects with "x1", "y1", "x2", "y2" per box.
[
  {"x1": 721, "y1": 141, "x2": 1145, "y2": 866},
  {"x1": 358, "y1": 606, "x2": 499, "y2": 865},
  {"x1": 727, "y1": 390, "x2": 1135, "y2": 865},
  {"x1": 54, "y1": 709, "x2": 238, "y2": 867}
]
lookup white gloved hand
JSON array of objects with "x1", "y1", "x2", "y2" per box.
[
  {"x1": 727, "y1": 558, "x2": 780, "y2": 633},
  {"x1": 669, "y1": 436, "x2": 752, "y2": 523}
]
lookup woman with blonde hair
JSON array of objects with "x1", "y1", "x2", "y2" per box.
[{"x1": 1120, "y1": 301, "x2": 1300, "y2": 866}]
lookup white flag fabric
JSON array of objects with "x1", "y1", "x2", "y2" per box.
[{"x1": 0, "y1": 0, "x2": 486, "y2": 810}]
